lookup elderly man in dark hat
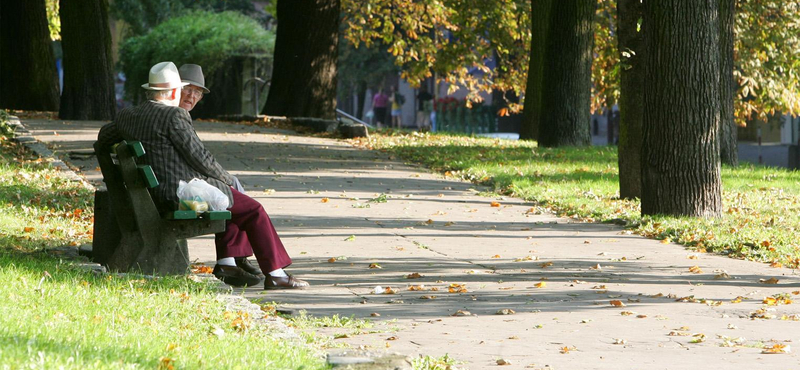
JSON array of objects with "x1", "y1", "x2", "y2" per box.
[{"x1": 175, "y1": 63, "x2": 309, "y2": 290}]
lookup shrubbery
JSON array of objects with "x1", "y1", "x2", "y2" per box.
[{"x1": 119, "y1": 10, "x2": 274, "y2": 102}]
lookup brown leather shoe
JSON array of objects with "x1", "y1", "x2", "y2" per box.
[
  {"x1": 264, "y1": 274, "x2": 310, "y2": 290},
  {"x1": 213, "y1": 264, "x2": 264, "y2": 287},
  {"x1": 234, "y1": 257, "x2": 265, "y2": 278}
]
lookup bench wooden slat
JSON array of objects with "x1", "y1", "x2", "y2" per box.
[
  {"x1": 137, "y1": 165, "x2": 159, "y2": 188},
  {"x1": 207, "y1": 211, "x2": 232, "y2": 220},
  {"x1": 128, "y1": 141, "x2": 146, "y2": 158},
  {"x1": 167, "y1": 210, "x2": 198, "y2": 220}
]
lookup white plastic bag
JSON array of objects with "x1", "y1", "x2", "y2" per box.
[{"x1": 177, "y1": 178, "x2": 230, "y2": 212}]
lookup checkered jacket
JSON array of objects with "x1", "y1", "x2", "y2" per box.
[{"x1": 96, "y1": 100, "x2": 234, "y2": 212}]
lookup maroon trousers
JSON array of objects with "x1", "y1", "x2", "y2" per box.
[{"x1": 215, "y1": 188, "x2": 292, "y2": 273}]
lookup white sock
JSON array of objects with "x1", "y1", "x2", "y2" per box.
[
  {"x1": 268, "y1": 268, "x2": 288, "y2": 277},
  {"x1": 217, "y1": 257, "x2": 236, "y2": 267}
]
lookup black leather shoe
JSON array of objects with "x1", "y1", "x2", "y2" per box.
[
  {"x1": 235, "y1": 257, "x2": 265, "y2": 278},
  {"x1": 213, "y1": 265, "x2": 264, "y2": 287},
  {"x1": 264, "y1": 274, "x2": 310, "y2": 290}
]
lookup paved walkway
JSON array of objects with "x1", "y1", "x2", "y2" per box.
[{"x1": 22, "y1": 118, "x2": 800, "y2": 369}]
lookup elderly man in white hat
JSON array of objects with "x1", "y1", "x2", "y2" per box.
[{"x1": 96, "y1": 61, "x2": 309, "y2": 289}]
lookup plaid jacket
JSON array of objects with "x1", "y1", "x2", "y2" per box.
[{"x1": 96, "y1": 100, "x2": 234, "y2": 213}]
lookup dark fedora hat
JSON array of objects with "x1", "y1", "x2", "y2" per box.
[{"x1": 178, "y1": 64, "x2": 210, "y2": 93}]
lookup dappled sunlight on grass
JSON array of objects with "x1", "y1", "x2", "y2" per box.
[{"x1": 352, "y1": 131, "x2": 800, "y2": 265}]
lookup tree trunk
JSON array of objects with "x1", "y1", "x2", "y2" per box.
[
  {"x1": 0, "y1": 0, "x2": 59, "y2": 111},
  {"x1": 520, "y1": 0, "x2": 552, "y2": 141},
  {"x1": 641, "y1": 0, "x2": 722, "y2": 217},
  {"x1": 718, "y1": 0, "x2": 737, "y2": 166},
  {"x1": 356, "y1": 80, "x2": 367, "y2": 120},
  {"x1": 262, "y1": 0, "x2": 340, "y2": 119},
  {"x1": 537, "y1": 0, "x2": 596, "y2": 147},
  {"x1": 617, "y1": 0, "x2": 644, "y2": 199},
  {"x1": 59, "y1": 0, "x2": 116, "y2": 120}
]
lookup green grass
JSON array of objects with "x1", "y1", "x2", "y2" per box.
[
  {"x1": 352, "y1": 131, "x2": 800, "y2": 266},
  {"x1": 0, "y1": 127, "x2": 327, "y2": 369}
]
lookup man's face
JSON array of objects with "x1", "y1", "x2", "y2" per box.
[{"x1": 180, "y1": 85, "x2": 204, "y2": 111}]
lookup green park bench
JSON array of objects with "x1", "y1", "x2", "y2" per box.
[{"x1": 92, "y1": 140, "x2": 231, "y2": 275}]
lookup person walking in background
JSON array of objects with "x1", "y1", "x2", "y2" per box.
[
  {"x1": 371, "y1": 88, "x2": 389, "y2": 128},
  {"x1": 390, "y1": 85, "x2": 405, "y2": 129},
  {"x1": 416, "y1": 86, "x2": 433, "y2": 131}
]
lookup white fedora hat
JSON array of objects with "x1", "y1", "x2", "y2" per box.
[{"x1": 141, "y1": 61, "x2": 189, "y2": 91}]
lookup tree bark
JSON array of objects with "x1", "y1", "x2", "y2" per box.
[
  {"x1": 0, "y1": 0, "x2": 60, "y2": 111},
  {"x1": 718, "y1": 0, "x2": 737, "y2": 166},
  {"x1": 617, "y1": 0, "x2": 644, "y2": 199},
  {"x1": 537, "y1": 0, "x2": 596, "y2": 147},
  {"x1": 356, "y1": 80, "x2": 367, "y2": 120},
  {"x1": 641, "y1": 0, "x2": 722, "y2": 217},
  {"x1": 262, "y1": 0, "x2": 340, "y2": 119},
  {"x1": 520, "y1": 0, "x2": 552, "y2": 141},
  {"x1": 59, "y1": 0, "x2": 116, "y2": 120}
]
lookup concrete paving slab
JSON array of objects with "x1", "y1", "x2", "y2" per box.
[{"x1": 21, "y1": 117, "x2": 800, "y2": 370}]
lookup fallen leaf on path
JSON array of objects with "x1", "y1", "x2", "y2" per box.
[
  {"x1": 590, "y1": 264, "x2": 602, "y2": 270},
  {"x1": 514, "y1": 255, "x2": 537, "y2": 262},
  {"x1": 687, "y1": 255, "x2": 698, "y2": 260},
  {"x1": 688, "y1": 266, "x2": 703, "y2": 274},
  {"x1": 613, "y1": 338, "x2": 626, "y2": 345},
  {"x1": 540, "y1": 262, "x2": 553, "y2": 268},
  {"x1": 191, "y1": 266, "x2": 213, "y2": 274},
  {"x1": 405, "y1": 272, "x2": 423, "y2": 279},
  {"x1": 760, "y1": 278, "x2": 780, "y2": 284},
  {"x1": 609, "y1": 300, "x2": 626, "y2": 307},
  {"x1": 408, "y1": 285, "x2": 425, "y2": 291},
  {"x1": 714, "y1": 272, "x2": 731, "y2": 279},
  {"x1": 620, "y1": 311, "x2": 635, "y2": 316},
  {"x1": 560, "y1": 346, "x2": 575, "y2": 354},
  {"x1": 496, "y1": 359, "x2": 511, "y2": 365},
  {"x1": 668, "y1": 331, "x2": 691, "y2": 337},
  {"x1": 386, "y1": 336, "x2": 398, "y2": 340},
  {"x1": 496, "y1": 309, "x2": 516, "y2": 315},
  {"x1": 762, "y1": 344, "x2": 791, "y2": 354},
  {"x1": 371, "y1": 312, "x2": 380, "y2": 317},
  {"x1": 444, "y1": 221, "x2": 456, "y2": 226},
  {"x1": 584, "y1": 240, "x2": 591, "y2": 244},
  {"x1": 448, "y1": 283, "x2": 468, "y2": 293},
  {"x1": 490, "y1": 202, "x2": 501, "y2": 207},
  {"x1": 328, "y1": 258, "x2": 337, "y2": 263},
  {"x1": 770, "y1": 261, "x2": 783, "y2": 268},
  {"x1": 452, "y1": 310, "x2": 472, "y2": 316},
  {"x1": 320, "y1": 198, "x2": 329, "y2": 203},
  {"x1": 419, "y1": 295, "x2": 436, "y2": 299},
  {"x1": 533, "y1": 282, "x2": 546, "y2": 288},
  {"x1": 592, "y1": 285, "x2": 607, "y2": 290},
  {"x1": 344, "y1": 235, "x2": 356, "y2": 241},
  {"x1": 651, "y1": 293, "x2": 664, "y2": 298},
  {"x1": 491, "y1": 254, "x2": 501, "y2": 259},
  {"x1": 690, "y1": 334, "x2": 706, "y2": 343},
  {"x1": 636, "y1": 314, "x2": 648, "y2": 318},
  {"x1": 660, "y1": 238, "x2": 670, "y2": 244},
  {"x1": 369, "y1": 263, "x2": 382, "y2": 269}
]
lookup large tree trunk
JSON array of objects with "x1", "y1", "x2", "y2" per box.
[
  {"x1": 262, "y1": 0, "x2": 340, "y2": 119},
  {"x1": 641, "y1": 0, "x2": 722, "y2": 217},
  {"x1": 537, "y1": 0, "x2": 596, "y2": 147},
  {"x1": 520, "y1": 0, "x2": 553, "y2": 141},
  {"x1": 718, "y1": 0, "x2": 737, "y2": 166},
  {"x1": 59, "y1": 0, "x2": 116, "y2": 120},
  {"x1": 617, "y1": 0, "x2": 644, "y2": 199},
  {"x1": 0, "y1": 0, "x2": 59, "y2": 111},
  {"x1": 356, "y1": 80, "x2": 367, "y2": 120}
]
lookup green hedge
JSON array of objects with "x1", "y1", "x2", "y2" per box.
[{"x1": 119, "y1": 10, "x2": 274, "y2": 102}]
